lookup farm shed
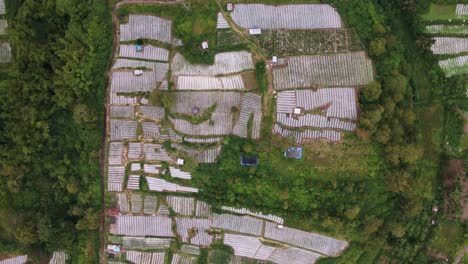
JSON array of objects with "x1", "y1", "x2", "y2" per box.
[
  {"x1": 230, "y1": 4, "x2": 343, "y2": 29},
  {"x1": 120, "y1": 15, "x2": 172, "y2": 43},
  {"x1": 249, "y1": 28, "x2": 262, "y2": 35}
]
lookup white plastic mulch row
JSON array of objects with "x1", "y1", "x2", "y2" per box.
[
  {"x1": 111, "y1": 71, "x2": 157, "y2": 93},
  {"x1": 144, "y1": 164, "x2": 161, "y2": 174},
  {"x1": 276, "y1": 88, "x2": 357, "y2": 119},
  {"x1": 0, "y1": 42, "x2": 11, "y2": 63},
  {"x1": 212, "y1": 214, "x2": 263, "y2": 236},
  {"x1": 195, "y1": 201, "x2": 212, "y2": 217},
  {"x1": 175, "y1": 218, "x2": 213, "y2": 246},
  {"x1": 117, "y1": 193, "x2": 129, "y2": 212},
  {"x1": 438, "y1": 55, "x2": 468, "y2": 77},
  {"x1": 169, "y1": 167, "x2": 192, "y2": 180},
  {"x1": 113, "y1": 59, "x2": 169, "y2": 82},
  {"x1": 232, "y1": 93, "x2": 262, "y2": 138},
  {"x1": 424, "y1": 24, "x2": 468, "y2": 35},
  {"x1": 276, "y1": 113, "x2": 356, "y2": 131},
  {"x1": 171, "y1": 143, "x2": 222, "y2": 163},
  {"x1": 48, "y1": 252, "x2": 69, "y2": 264},
  {"x1": 110, "y1": 106, "x2": 134, "y2": 118},
  {"x1": 221, "y1": 206, "x2": 284, "y2": 224},
  {"x1": 456, "y1": 4, "x2": 468, "y2": 17},
  {"x1": 171, "y1": 254, "x2": 196, "y2": 264},
  {"x1": 273, "y1": 52, "x2": 374, "y2": 89},
  {"x1": 127, "y1": 175, "x2": 140, "y2": 190},
  {"x1": 181, "y1": 245, "x2": 201, "y2": 255},
  {"x1": 166, "y1": 196, "x2": 195, "y2": 215},
  {"x1": 217, "y1": 12, "x2": 230, "y2": 29},
  {"x1": 128, "y1": 142, "x2": 142, "y2": 160},
  {"x1": 184, "y1": 137, "x2": 223, "y2": 143},
  {"x1": 119, "y1": 44, "x2": 169, "y2": 61},
  {"x1": 170, "y1": 114, "x2": 233, "y2": 136},
  {"x1": 141, "y1": 122, "x2": 160, "y2": 139},
  {"x1": 123, "y1": 237, "x2": 172, "y2": 250},
  {"x1": 126, "y1": 251, "x2": 165, "y2": 264},
  {"x1": 171, "y1": 91, "x2": 241, "y2": 114},
  {"x1": 0, "y1": 0, "x2": 5, "y2": 15},
  {"x1": 108, "y1": 166, "x2": 125, "y2": 192},
  {"x1": 146, "y1": 176, "x2": 198, "y2": 193},
  {"x1": 0, "y1": 255, "x2": 28, "y2": 264},
  {"x1": 110, "y1": 215, "x2": 174, "y2": 237},
  {"x1": 230, "y1": 4, "x2": 342, "y2": 29},
  {"x1": 143, "y1": 143, "x2": 173, "y2": 162},
  {"x1": 431, "y1": 37, "x2": 468, "y2": 54},
  {"x1": 110, "y1": 92, "x2": 138, "y2": 105},
  {"x1": 130, "y1": 193, "x2": 142, "y2": 213},
  {"x1": 273, "y1": 124, "x2": 342, "y2": 143},
  {"x1": 159, "y1": 127, "x2": 183, "y2": 141},
  {"x1": 140, "y1": 105, "x2": 165, "y2": 120},
  {"x1": 172, "y1": 51, "x2": 254, "y2": 75},
  {"x1": 264, "y1": 222, "x2": 348, "y2": 257},
  {"x1": 110, "y1": 119, "x2": 138, "y2": 141},
  {"x1": 0, "y1": 20, "x2": 7, "y2": 35},
  {"x1": 109, "y1": 142, "x2": 124, "y2": 165},
  {"x1": 176, "y1": 75, "x2": 246, "y2": 90},
  {"x1": 120, "y1": 15, "x2": 172, "y2": 43},
  {"x1": 144, "y1": 195, "x2": 158, "y2": 214}
]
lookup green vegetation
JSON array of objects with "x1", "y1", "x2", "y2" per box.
[
  {"x1": 0, "y1": 0, "x2": 112, "y2": 261},
  {"x1": 422, "y1": 4, "x2": 461, "y2": 21}
]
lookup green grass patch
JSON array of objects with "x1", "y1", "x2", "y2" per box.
[
  {"x1": 421, "y1": 4, "x2": 464, "y2": 21},
  {"x1": 428, "y1": 220, "x2": 466, "y2": 258}
]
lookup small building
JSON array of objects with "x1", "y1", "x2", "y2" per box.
[
  {"x1": 201, "y1": 41, "x2": 209, "y2": 50},
  {"x1": 134, "y1": 69, "x2": 143, "y2": 76},
  {"x1": 277, "y1": 224, "x2": 284, "y2": 229},
  {"x1": 293, "y1": 107, "x2": 302, "y2": 115},
  {"x1": 272, "y1": 56, "x2": 278, "y2": 64},
  {"x1": 227, "y1": 3, "x2": 233, "y2": 11},
  {"x1": 192, "y1": 107, "x2": 200, "y2": 114},
  {"x1": 107, "y1": 245, "x2": 121, "y2": 253},
  {"x1": 249, "y1": 28, "x2": 262, "y2": 35},
  {"x1": 432, "y1": 206, "x2": 439, "y2": 212},
  {"x1": 136, "y1": 44, "x2": 143, "y2": 52},
  {"x1": 177, "y1": 158, "x2": 185, "y2": 165},
  {"x1": 284, "y1": 147, "x2": 302, "y2": 159},
  {"x1": 241, "y1": 156, "x2": 258, "y2": 166}
]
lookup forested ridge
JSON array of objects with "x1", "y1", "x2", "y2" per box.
[{"x1": 0, "y1": 0, "x2": 112, "y2": 262}]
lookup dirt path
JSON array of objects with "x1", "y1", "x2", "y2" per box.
[
  {"x1": 100, "y1": 1, "x2": 182, "y2": 263},
  {"x1": 454, "y1": 245, "x2": 468, "y2": 264}
]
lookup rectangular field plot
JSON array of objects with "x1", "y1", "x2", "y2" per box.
[
  {"x1": 112, "y1": 59, "x2": 169, "y2": 82},
  {"x1": 268, "y1": 247, "x2": 322, "y2": 264},
  {"x1": 110, "y1": 215, "x2": 174, "y2": 237},
  {"x1": 276, "y1": 114, "x2": 356, "y2": 131},
  {"x1": 143, "y1": 143, "x2": 173, "y2": 162},
  {"x1": 232, "y1": 93, "x2": 262, "y2": 139},
  {"x1": 143, "y1": 195, "x2": 158, "y2": 214},
  {"x1": 439, "y1": 55, "x2": 468, "y2": 77},
  {"x1": 110, "y1": 72, "x2": 157, "y2": 93},
  {"x1": 273, "y1": 124, "x2": 342, "y2": 143},
  {"x1": 221, "y1": 206, "x2": 283, "y2": 224},
  {"x1": 457, "y1": 4, "x2": 468, "y2": 18},
  {"x1": 175, "y1": 75, "x2": 246, "y2": 90},
  {"x1": 0, "y1": 0, "x2": 4, "y2": 15},
  {"x1": 166, "y1": 196, "x2": 195, "y2": 215},
  {"x1": 0, "y1": 20, "x2": 7, "y2": 35},
  {"x1": 108, "y1": 166, "x2": 125, "y2": 192},
  {"x1": 123, "y1": 237, "x2": 172, "y2": 250},
  {"x1": 0, "y1": 42, "x2": 11, "y2": 63},
  {"x1": 0, "y1": 255, "x2": 28, "y2": 264},
  {"x1": 223, "y1": 234, "x2": 264, "y2": 259},
  {"x1": 425, "y1": 25, "x2": 468, "y2": 35},
  {"x1": 126, "y1": 251, "x2": 165, "y2": 264},
  {"x1": 169, "y1": 167, "x2": 192, "y2": 180},
  {"x1": 140, "y1": 106, "x2": 165, "y2": 120},
  {"x1": 171, "y1": 143, "x2": 222, "y2": 163},
  {"x1": 146, "y1": 176, "x2": 198, "y2": 193},
  {"x1": 110, "y1": 92, "x2": 137, "y2": 105},
  {"x1": 273, "y1": 52, "x2": 374, "y2": 89},
  {"x1": 110, "y1": 119, "x2": 137, "y2": 141},
  {"x1": 212, "y1": 214, "x2": 263, "y2": 236},
  {"x1": 172, "y1": 51, "x2": 254, "y2": 76},
  {"x1": 264, "y1": 222, "x2": 348, "y2": 257},
  {"x1": 217, "y1": 12, "x2": 230, "y2": 29},
  {"x1": 181, "y1": 245, "x2": 200, "y2": 255},
  {"x1": 175, "y1": 218, "x2": 213, "y2": 246},
  {"x1": 195, "y1": 201, "x2": 212, "y2": 217},
  {"x1": 117, "y1": 193, "x2": 129, "y2": 213},
  {"x1": 256, "y1": 29, "x2": 363, "y2": 56},
  {"x1": 431, "y1": 37, "x2": 468, "y2": 54},
  {"x1": 110, "y1": 106, "x2": 134, "y2": 118},
  {"x1": 230, "y1": 4, "x2": 342, "y2": 29},
  {"x1": 119, "y1": 44, "x2": 169, "y2": 61},
  {"x1": 120, "y1": 15, "x2": 172, "y2": 43},
  {"x1": 109, "y1": 142, "x2": 124, "y2": 165},
  {"x1": 49, "y1": 252, "x2": 69, "y2": 264},
  {"x1": 171, "y1": 254, "x2": 196, "y2": 264}
]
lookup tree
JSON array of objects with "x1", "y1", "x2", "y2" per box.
[
  {"x1": 359, "y1": 106, "x2": 384, "y2": 131},
  {"x1": 370, "y1": 38, "x2": 387, "y2": 56},
  {"x1": 15, "y1": 222, "x2": 38, "y2": 246},
  {"x1": 385, "y1": 170, "x2": 412, "y2": 193},
  {"x1": 361, "y1": 81, "x2": 382, "y2": 102}
]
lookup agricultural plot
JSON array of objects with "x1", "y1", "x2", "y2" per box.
[
  {"x1": 140, "y1": 106, "x2": 165, "y2": 120},
  {"x1": 255, "y1": 29, "x2": 363, "y2": 56},
  {"x1": 195, "y1": 201, "x2": 212, "y2": 217},
  {"x1": 217, "y1": 12, "x2": 230, "y2": 29},
  {"x1": 146, "y1": 176, "x2": 198, "y2": 193},
  {"x1": 425, "y1": 24, "x2": 468, "y2": 35},
  {"x1": 232, "y1": 93, "x2": 262, "y2": 139},
  {"x1": 272, "y1": 52, "x2": 374, "y2": 89},
  {"x1": 175, "y1": 75, "x2": 246, "y2": 90},
  {"x1": 175, "y1": 218, "x2": 213, "y2": 246},
  {"x1": 0, "y1": 0, "x2": 4, "y2": 15},
  {"x1": 110, "y1": 72, "x2": 158, "y2": 93},
  {"x1": 276, "y1": 114, "x2": 356, "y2": 131},
  {"x1": 264, "y1": 222, "x2": 348, "y2": 257},
  {"x1": 212, "y1": 214, "x2": 263, "y2": 236},
  {"x1": 171, "y1": 143, "x2": 222, "y2": 163},
  {"x1": 181, "y1": 245, "x2": 200, "y2": 255},
  {"x1": 143, "y1": 164, "x2": 161, "y2": 174},
  {"x1": 110, "y1": 92, "x2": 138, "y2": 105},
  {"x1": 143, "y1": 195, "x2": 158, "y2": 214},
  {"x1": 122, "y1": 237, "x2": 172, "y2": 250},
  {"x1": 110, "y1": 106, "x2": 134, "y2": 118},
  {"x1": 172, "y1": 51, "x2": 254, "y2": 75},
  {"x1": 117, "y1": 193, "x2": 129, "y2": 213},
  {"x1": 141, "y1": 122, "x2": 160, "y2": 139},
  {"x1": 456, "y1": 4, "x2": 468, "y2": 18},
  {"x1": 438, "y1": 55, "x2": 468, "y2": 77},
  {"x1": 143, "y1": 143, "x2": 173, "y2": 162},
  {"x1": 184, "y1": 137, "x2": 223, "y2": 143},
  {"x1": 109, "y1": 142, "x2": 124, "y2": 165},
  {"x1": 126, "y1": 251, "x2": 165, "y2": 264},
  {"x1": 430, "y1": 37, "x2": 468, "y2": 54},
  {"x1": 166, "y1": 196, "x2": 195, "y2": 215},
  {"x1": 223, "y1": 234, "x2": 265, "y2": 259},
  {"x1": 217, "y1": 29, "x2": 244, "y2": 48},
  {"x1": 268, "y1": 247, "x2": 322, "y2": 264},
  {"x1": 128, "y1": 142, "x2": 143, "y2": 160},
  {"x1": 127, "y1": 175, "x2": 141, "y2": 190},
  {"x1": 230, "y1": 4, "x2": 342, "y2": 29},
  {"x1": 0, "y1": 255, "x2": 28, "y2": 264},
  {"x1": 110, "y1": 215, "x2": 174, "y2": 237},
  {"x1": 108, "y1": 166, "x2": 125, "y2": 192},
  {"x1": 169, "y1": 167, "x2": 192, "y2": 180},
  {"x1": 119, "y1": 44, "x2": 169, "y2": 61},
  {"x1": 110, "y1": 119, "x2": 138, "y2": 141},
  {"x1": 48, "y1": 252, "x2": 69, "y2": 264},
  {"x1": 0, "y1": 20, "x2": 7, "y2": 35},
  {"x1": 221, "y1": 206, "x2": 283, "y2": 224},
  {"x1": 171, "y1": 254, "x2": 196, "y2": 264},
  {"x1": 0, "y1": 42, "x2": 11, "y2": 63},
  {"x1": 120, "y1": 15, "x2": 172, "y2": 43},
  {"x1": 131, "y1": 193, "x2": 142, "y2": 214},
  {"x1": 273, "y1": 124, "x2": 342, "y2": 143}
]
